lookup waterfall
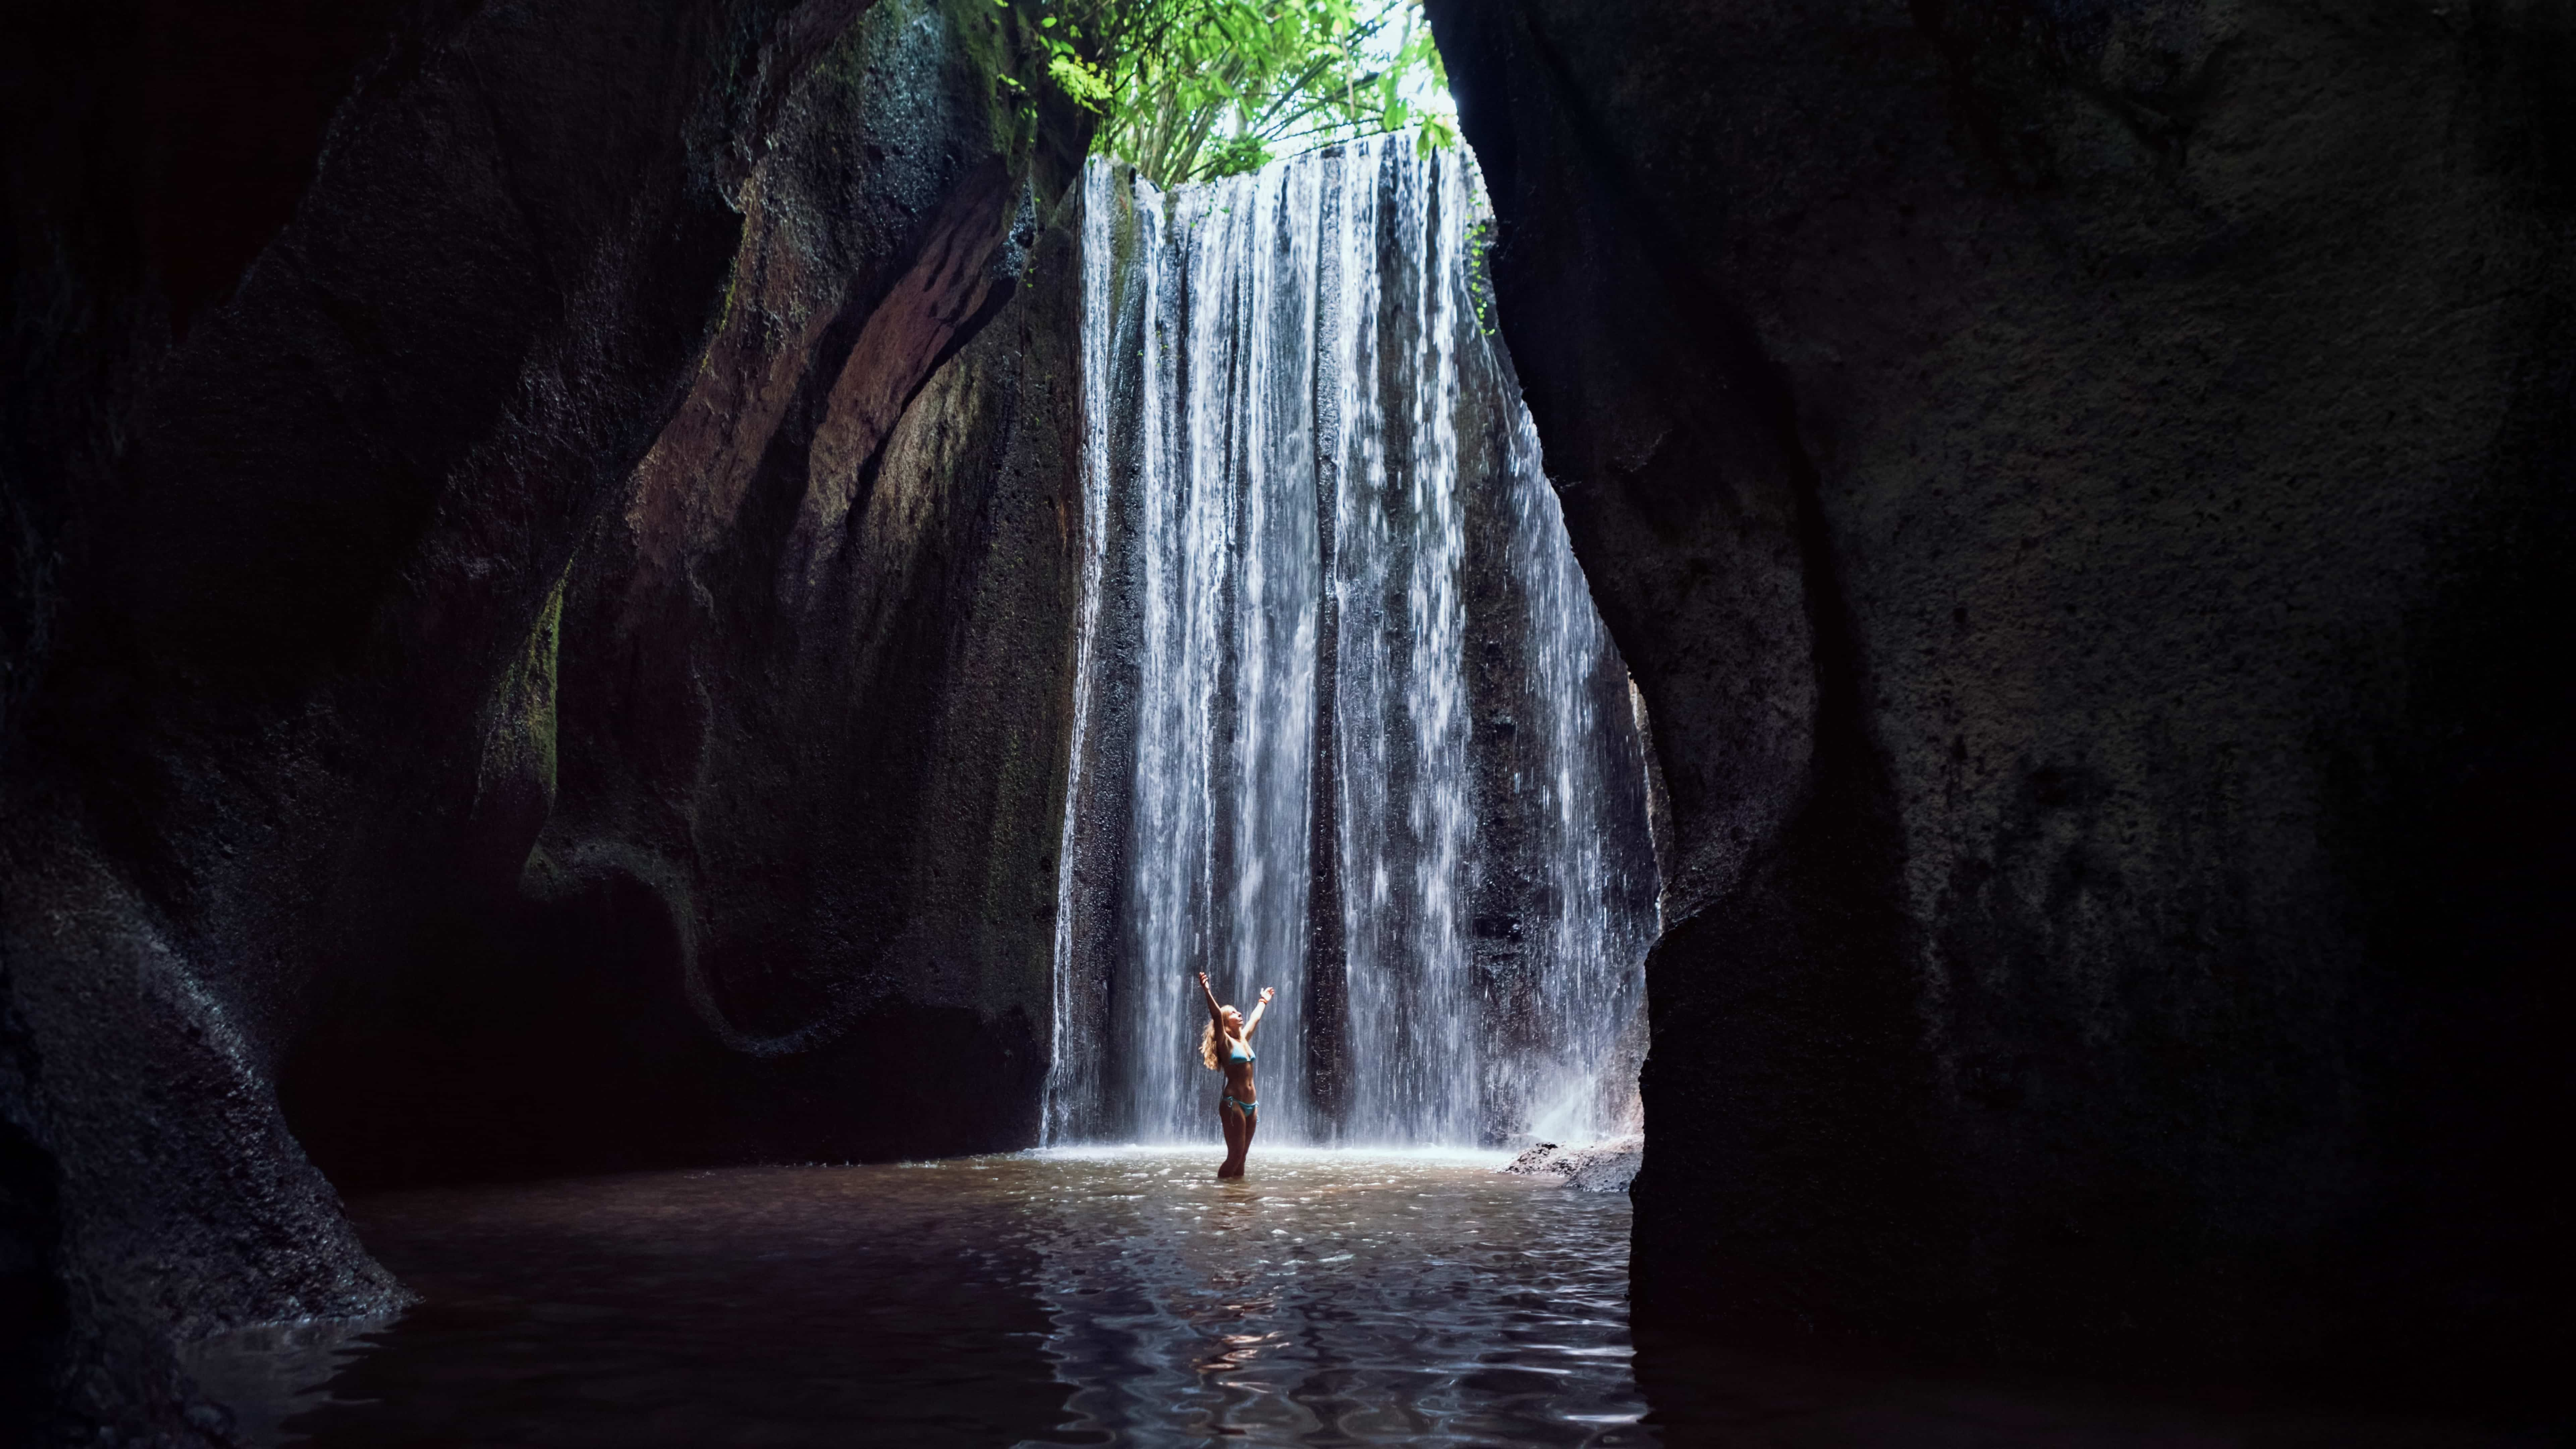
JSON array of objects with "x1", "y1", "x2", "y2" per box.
[{"x1": 1046, "y1": 138, "x2": 1659, "y2": 1149}]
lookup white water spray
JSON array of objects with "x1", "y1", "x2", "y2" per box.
[{"x1": 1045, "y1": 139, "x2": 1657, "y2": 1149}]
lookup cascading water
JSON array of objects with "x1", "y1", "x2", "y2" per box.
[{"x1": 1046, "y1": 138, "x2": 1659, "y2": 1149}]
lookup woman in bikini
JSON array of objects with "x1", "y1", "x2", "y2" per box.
[{"x1": 1197, "y1": 972, "x2": 1274, "y2": 1179}]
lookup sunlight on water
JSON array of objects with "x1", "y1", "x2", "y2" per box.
[
  {"x1": 941, "y1": 1151, "x2": 1647, "y2": 1447},
  {"x1": 1027, "y1": 1145, "x2": 1515, "y2": 1165}
]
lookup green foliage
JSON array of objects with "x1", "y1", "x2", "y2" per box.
[
  {"x1": 1006, "y1": 0, "x2": 1456, "y2": 186},
  {"x1": 1463, "y1": 212, "x2": 1499, "y2": 337}
]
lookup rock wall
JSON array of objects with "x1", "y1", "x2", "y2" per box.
[
  {"x1": 278, "y1": 0, "x2": 1095, "y2": 1189},
  {"x1": 1, "y1": 0, "x2": 1089, "y2": 1439},
  {"x1": 1430, "y1": 0, "x2": 2571, "y2": 1391}
]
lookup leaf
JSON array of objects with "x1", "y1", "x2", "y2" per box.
[{"x1": 1050, "y1": 52, "x2": 1116, "y2": 111}]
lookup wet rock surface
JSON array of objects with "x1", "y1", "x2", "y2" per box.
[
  {"x1": 1432, "y1": 0, "x2": 2573, "y2": 1395},
  {"x1": 278, "y1": 0, "x2": 1094, "y2": 1190},
  {"x1": 1502, "y1": 1136, "x2": 1644, "y2": 1193},
  {"x1": 2, "y1": 0, "x2": 1088, "y2": 1439}
]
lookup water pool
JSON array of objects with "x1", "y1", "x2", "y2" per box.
[
  {"x1": 186, "y1": 1149, "x2": 2540, "y2": 1447},
  {"x1": 193, "y1": 1149, "x2": 1644, "y2": 1447}
]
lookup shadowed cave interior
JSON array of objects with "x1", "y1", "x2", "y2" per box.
[{"x1": 2, "y1": 0, "x2": 2568, "y2": 1445}]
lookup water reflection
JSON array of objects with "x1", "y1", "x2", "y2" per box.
[
  {"x1": 198, "y1": 1151, "x2": 1643, "y2": 1447},
  {"x1": 189, "y1": 1152, "x2": 2539, "y2": 1448},
  {"x1": 1020, "y1": 1149, "x2": 1645, "y2": 1445}
]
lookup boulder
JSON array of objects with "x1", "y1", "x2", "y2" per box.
[{"x1": 1504, "y1": 1135, "x2": 1645, "y2": 1193}]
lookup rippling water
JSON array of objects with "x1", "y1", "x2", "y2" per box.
[
  {"x1": 191, "y1": 1150, "x2": 1646, "y2": 1448},
  {"x1": 185, "y1": 1151, "x2": 2544, "y2": 1448},
  {"x1": 1019, "y1": 1149, "x2": 1645, "y2": 1445}
]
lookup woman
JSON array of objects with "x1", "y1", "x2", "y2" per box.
[{"x1": 1197, "y1": 972, "x2": 1274, "y2": 1179}]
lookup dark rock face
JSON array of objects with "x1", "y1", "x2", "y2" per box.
[
  {"x1": 278, "y1": 0, "x2": 1093, "y2": 1190},
  {"x1": 1432, "y1": 0, "x2": 2572, "y2": 1390},
  {"x1": 2, "y1": 0, "x2": 1087, "y2": 1438}
]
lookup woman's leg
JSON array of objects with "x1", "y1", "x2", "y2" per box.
[{"x1": 1218, "y1": 1103, "x2": 1248, "y2": 1178}]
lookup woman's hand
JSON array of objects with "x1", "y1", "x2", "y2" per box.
[
  {"x1": 1198, "y1": 972, "x2": 1210, "y2": 988},
  {"x1": 1258, "y1": 987, "x2": 1276, "y2": 1004}
]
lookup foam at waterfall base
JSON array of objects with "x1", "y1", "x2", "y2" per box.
[{"x1": 1029, "y1": 1143, "x2": 1515, "y2": 1167}]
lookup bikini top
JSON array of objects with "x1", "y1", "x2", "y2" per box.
[{"x1": 1226, "y1": 1040, "x2": 1255, "y2": 1064}]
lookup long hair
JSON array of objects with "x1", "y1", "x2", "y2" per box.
[{"x1": 1199, "y1": 1019, "x2": 1221, "y2": 1071}]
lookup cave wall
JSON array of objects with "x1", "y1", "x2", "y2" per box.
[
  {"x1": 1, "y1": 0, "x2": 1089, "y2": 1439},
  {"x1": 1431, "y1": 0, "x2": 2572, "y2": 1389},
  {"x1": 279, "y1": 0, "x2": 1095, "y2": 1189}
]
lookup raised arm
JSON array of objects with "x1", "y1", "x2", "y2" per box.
[
  {"x1": 1243, "y1": 986, "x2": 1276, "y2": 1037},
  {"x1": 1197, "y1": 972, "x2": 1225, "y2": 1028}
]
